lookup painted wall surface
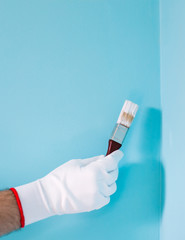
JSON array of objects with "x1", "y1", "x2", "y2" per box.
[
  {"x1": 160, "y1": 0, "x2": 185, "y2": 239},
  {"x1": 0, "y1": 1, "x2": 161, "y2": 240}
]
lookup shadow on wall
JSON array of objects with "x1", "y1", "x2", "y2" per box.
[{"x1": 114, "y1": 108, "x2": 165, "y2": 224}]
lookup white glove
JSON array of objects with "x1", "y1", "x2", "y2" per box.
[{"x1": 15, "y1": 150, "x2": 123, "y2": 225}]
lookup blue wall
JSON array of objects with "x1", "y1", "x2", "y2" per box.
[
  {"x1": 160, "y1": 0, "x2": 185, "y2": 239},
  {"x1": 0, "y1": 1, "x2": 161, "y2": 239}
]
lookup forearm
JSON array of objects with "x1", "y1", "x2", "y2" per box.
[{"x1": 0, "y1": 190, "x2": 21, "y2": 236}]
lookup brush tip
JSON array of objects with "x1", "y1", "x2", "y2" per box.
[
  {"x1": 122, "y1": 100, "x2": 139, "y2": 117},
  {"x1": 117, "y1": 100, "x2": 139, "y2": 127}
]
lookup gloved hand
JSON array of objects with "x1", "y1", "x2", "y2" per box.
[{"x1": 15, "y1": 150, "x2": 123, "y2": 225}]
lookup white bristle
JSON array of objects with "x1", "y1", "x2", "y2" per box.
[
  {"x1": 123, "y1": 100, "x2": 138, "y2": 117},
  {"x1": 117, "y1": 100, "x2": 138, "y2": 127}
]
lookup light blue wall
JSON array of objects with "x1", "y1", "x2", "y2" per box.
[
  {"x1": 160, "y1": 0, "x2": 185, "y2": 239},
  {"x1": 0, "y1": 1, "x2": 161, "y2": 239}
]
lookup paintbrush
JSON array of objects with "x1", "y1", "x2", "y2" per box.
[{"x1": 106, "y1": 100, "x2": 138, "y2": 155}]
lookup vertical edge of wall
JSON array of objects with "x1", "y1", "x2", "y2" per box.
[{"x1": 160, "y1": 0, "x2": 185, "y2": 239}]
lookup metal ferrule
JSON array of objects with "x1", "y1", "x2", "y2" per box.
[{"x1": 110, "y1": 123, "x2": 128, "y2": 144}]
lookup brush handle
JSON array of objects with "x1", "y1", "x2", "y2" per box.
[{"x1": 106, "y1": 139, "x2": 122, "y2": 156}]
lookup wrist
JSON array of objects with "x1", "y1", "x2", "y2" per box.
[
  {"x1": 10, "y1": 188, "x2": 25, "y2": 228},
  {"x1": 15, "y1": 180, "x2": 53, "y2": 226}
]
